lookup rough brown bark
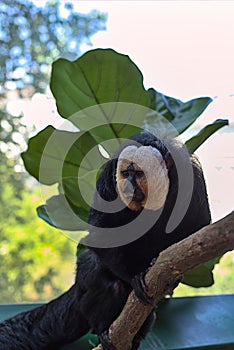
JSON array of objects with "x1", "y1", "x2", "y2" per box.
[{"x1": 92, "y1": 211, "x2": 234, "y2": 350}]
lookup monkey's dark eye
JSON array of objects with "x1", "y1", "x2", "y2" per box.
[
  {"x1": 121, "y1": 170, "x2": 129, "y2": 178},
  {"x1": 136, "y1": 171, "x2": 144, "y2": 178}
]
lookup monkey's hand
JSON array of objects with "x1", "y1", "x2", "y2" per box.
[
  {"x1": 131, "y1": 272, "x2": 154, "y2": 306},
  {"x1": 99, "y1": 330, "x2": 116, "y2": 350}
]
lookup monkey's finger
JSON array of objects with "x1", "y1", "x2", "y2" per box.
[{"x1": 131, "y1": 273, "x2": 154, "y2": 306}]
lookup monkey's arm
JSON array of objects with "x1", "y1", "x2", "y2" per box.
[
  {"x1": 0, "y1": 250, "x2": 130, "y2": 350},
  {"x1": 76, "y1": 250, "x2": 131, "y2": 337},
  {"x1": 0, "y1": 284, "x2": 89, "y2": 350}
]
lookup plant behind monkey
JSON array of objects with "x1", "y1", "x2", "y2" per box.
[{"x1": 0, "y1": 49, "x2": 228, "y2": 349}]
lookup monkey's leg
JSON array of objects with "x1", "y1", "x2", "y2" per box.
[{"x1": 0, "y1": 283, "x2": 89, "y2": 350}]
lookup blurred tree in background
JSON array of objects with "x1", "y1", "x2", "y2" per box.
[
  {"x1": 0, "y1": 0, "x2": 106, "y2": 95},
  {"x1": 0, "y1": 0, "x2": 106, "y2": 155},
  {"x1": 0, "y1": 187, "x2": 77, "y2": 302},
  {"x1": 0, "y1": 0, "x2": 106, "y2": 302}
]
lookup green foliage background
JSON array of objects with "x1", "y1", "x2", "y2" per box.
[
  {"x1": 0, "y1": 0, "x2": 105, "y2": 303},
  {"x1": 0, "y1": 183, "x2": 77, "y2": 303}
]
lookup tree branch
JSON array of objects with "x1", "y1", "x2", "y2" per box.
[{"x1": 92, "y1": 211, "x2": 234, "y2": 350}]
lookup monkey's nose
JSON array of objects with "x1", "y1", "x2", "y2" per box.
[
  {"x1": 123, "y1": 181, "x2": 145, "y2": 203},
  {"x1": 123, "y1": 180, "x2": 134, "y2": 199}
]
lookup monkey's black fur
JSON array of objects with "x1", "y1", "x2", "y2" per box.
[{"x1": 0, "y1": 132, "x2": 211, "y2": 349}]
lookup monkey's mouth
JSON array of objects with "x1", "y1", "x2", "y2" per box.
[{"x1": 127, "y1": 189, "x2": 145, "y2": 203}]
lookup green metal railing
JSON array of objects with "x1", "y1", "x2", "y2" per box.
[{"x1": 0, "y1": 295, "x2": 233, "y2": 349}]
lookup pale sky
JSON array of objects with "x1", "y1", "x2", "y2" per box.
[
  {"x1": 12, "y1": 1, "x2": 234, "y2": 221},
  {"x1": 78, "y1": 1, "x2": 234, "y2": 99}
]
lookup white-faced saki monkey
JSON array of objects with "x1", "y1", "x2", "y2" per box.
[{"x1": 0, "y1": 131, "x2": 211, "y2": 349}]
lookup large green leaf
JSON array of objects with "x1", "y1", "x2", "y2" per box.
[
  {"x1": 21, "y1": 126, "x2": 55, "y2": 183},
  {"x1": 50, "y1": 48, "x2": 151, "y2": 119},
  {"x1": 185, "y1": 119, "x2": 229, "y2": 152},
  {"x1": 146, "y1": 88, "x2": 212, "y2": 134},
  {"x1": 37, "y1": 195, "x2": 88, "y2": 231},
  {"x1": 66, "y1": 103, "x2": 146, "y2": 154},
  {"x1": 50, "y1": 49, "x2": 151, "y2": 150},
  {"x1": 182, "y1": 258, "x2": 221, "y2": 288},
  {"x1": 21, "y1": 125, "x2": 108, "y2": 223},
  {"x1": 21, "y1": 126, "x2": 103, "y2": 185},
  {"x1": 61, "y1": 174, "x2": 97, "y2": 213},
  {"x1": 182, "y1": 265, "x2": 214, "y2": 287}
]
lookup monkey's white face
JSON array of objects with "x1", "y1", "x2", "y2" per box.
[{"x1": 116, "y1": 145, "x2": 169, "y2": 211}]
